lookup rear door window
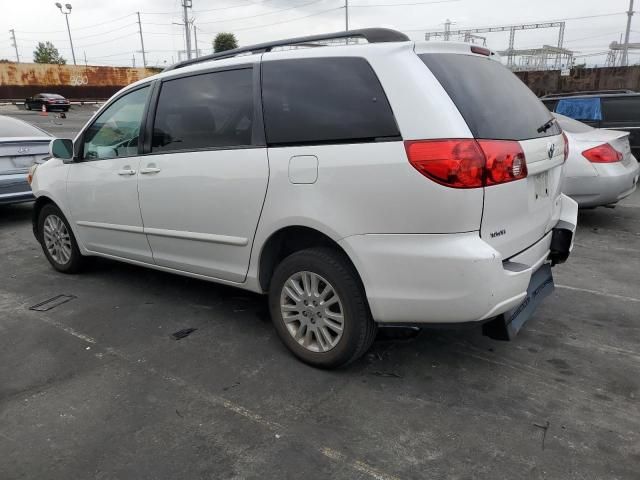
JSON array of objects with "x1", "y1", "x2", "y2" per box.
[
  {"x1": 420, "y1": 53, "x2": 560, "y2": 140},
  {"x1": 601, "y1": 96, "x2": 640, "y2": 125},
  {"x1": 261, "y1": 57, "x2": 399, "y2": 146},
  {"x1": 152, "y1": 68, "x2": 255, "y2": 152}
]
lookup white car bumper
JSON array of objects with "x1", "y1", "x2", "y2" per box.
[
  {"x1": 564, "y1": 159, "x2": 640, "y2": 208},
  {"x1": 339, "y1": 194, "x2": 578, "y2": 325}
]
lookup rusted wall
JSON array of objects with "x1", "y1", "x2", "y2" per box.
[
  {"x1": 0, "y1": 62, "x2": 160, "y2": 100},
  {"x1": 516, "y1": 66, "x2": 640, "y2": 97}
]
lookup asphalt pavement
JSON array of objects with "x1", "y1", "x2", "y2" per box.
[
  {"x1": 0, "y1": 104, "x2": 99, "y2": 138},
  {"x1": 0, "y1": 111, "x2": 639, "y2": 479}
]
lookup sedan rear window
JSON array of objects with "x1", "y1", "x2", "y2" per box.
[
  {"x1": 0, "y1": 116, "x2": 50, "y2": 137},
  {"x1": 420, "y1": 53, "x2": 560, "y2": 140}
]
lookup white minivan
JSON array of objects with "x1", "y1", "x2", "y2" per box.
[{"x1": 30, "y1": 29, "x2": 578, "y2": 368}]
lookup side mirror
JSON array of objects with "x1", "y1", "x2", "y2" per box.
[{"x1": 49, "y1": 138, "x2": 74, "y2": 161}]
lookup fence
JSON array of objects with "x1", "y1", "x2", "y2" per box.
[
  {"x1": 516, "y1": 66, "x2": 640, "y2": 96},
  {"x1": 0, "y1": 62, "x2": 160, "y2": 100}
]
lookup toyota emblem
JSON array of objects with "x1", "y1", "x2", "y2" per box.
[{"x1": 547, "y1": 143, "x2": 555, "y2": 159}]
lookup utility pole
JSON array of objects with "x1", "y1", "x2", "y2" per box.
[
  {"x1": 136, "y1": 12, "x2": 147, "y2": 67},
  {"x1": 9, "y1": 29, "x2": 19, "y2": 63},
  {"x1": 182, "y1": 0, "x2": 193, "y2": 60},
  {"x1": 345, "y1": 0, "x2": 349, "y2": 31},
  {"x1": 623, "y1": 0, "x2": 635, "y2": 66},
  {"x1": 192, "y1": 22, "x2": 199, "y2": 58},
  {"x1": 132, "y1": 54, "x2": 136, "y2": 67},
  {"x1": 83, "y1": 50, "x2": 87, "y2": 66}
]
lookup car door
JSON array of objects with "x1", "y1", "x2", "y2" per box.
[
  {"x1": 137, "y1": 66, "x2": 268, "y2": 283},
  {"x1": 66, "y1": 85, "x2": 153, "y2": 262}
]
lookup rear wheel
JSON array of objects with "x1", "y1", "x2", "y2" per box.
[
  {"x1": 269, "y1": 247, "x2": 376, "y2": 368},
  {"x1": 38, "y1": 204, "x2": 85, "y2": 273},
  {"x1": 25, "y1": 103, "x2": 31, "y2": 110}
]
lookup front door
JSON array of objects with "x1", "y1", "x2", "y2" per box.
[
  {"x1": 137, "y1": 67, "x2": 268, "y2": 283},
  {"x1": 67, "y1": 85, "x2": 152, "y2": 262}
]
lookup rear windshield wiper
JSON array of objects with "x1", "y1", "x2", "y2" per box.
[{"x1": 537, "y1": 117, "x2": 557, "y2": 134}]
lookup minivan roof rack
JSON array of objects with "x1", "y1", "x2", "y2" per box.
[
  {"x1": 164, "y1": 28, "x2": 410, "y2": 71},
  {"x1": 541, "y1": 89, "x2": 636, "y2": 99}
]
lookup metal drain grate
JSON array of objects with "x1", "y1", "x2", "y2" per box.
[{"x1": 29, "y1": 294, "x2": 76, "y2": 312}]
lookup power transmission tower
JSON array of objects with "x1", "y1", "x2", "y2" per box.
[
  {"x1": 622, "y1": 0, "x2": 635, "y2": 66},
  {"x1": 136, "y1": 12, "x2": 147, "y2": 67},
  {"x1": 9, "y1": 29, "x2": 19, "y2": 62},
  {"x1": 182, "y1": 0, "x2": 193, "y2": 60}
]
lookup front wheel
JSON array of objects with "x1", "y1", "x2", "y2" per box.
[
  {"x1": 269, "y1": 247, "x2": 377, "y2": 368},
  {"x1": 38, "y1": 204, "x2": 86, "y2": 273}
]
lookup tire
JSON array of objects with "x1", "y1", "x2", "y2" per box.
[
  {"x1": 25, "y1": 103, "x2": 31, "y2": 110},
  {"x1": 269, "y1": 247, "x2": 376, "y2": 368},
  {"x1": 38, "y1": 204, "x2": 85, "y2": 274}
]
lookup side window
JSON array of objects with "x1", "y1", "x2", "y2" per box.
[
  {"x1": 601, "y1": 97, "x2": 640, "y2": 124},
  {"x1": 262, "y1": 57, "x2": 399, "y2": 146},
  {"x1": 151, "y1": 68, "x2": 254, "y2": 153},
  {"x1": 82, "y1": 86, "x2": 149, "y2": 161}
]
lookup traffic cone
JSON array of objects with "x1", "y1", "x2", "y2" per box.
[{"x1": 39, "y1": 104, "x2": 48, "y2": 116}]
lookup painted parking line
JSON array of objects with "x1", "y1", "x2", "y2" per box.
[{"x1": 556, "y1": 284, "x2": 640, "y2": 303}]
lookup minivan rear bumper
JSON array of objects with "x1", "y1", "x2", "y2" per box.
[{"x1": 339, "y1": 194, "x2": 578, "y2": 325}]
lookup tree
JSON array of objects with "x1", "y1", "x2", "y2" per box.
[
  {"x1": 33, "y1": 41, "x2": 66, "y2": 65},
  {"x1": 213, "y1": 33, "x2": 238, "y2": 53},
  {"x1": 0, "y1": 59, "x2": 12, "y2": 63}
]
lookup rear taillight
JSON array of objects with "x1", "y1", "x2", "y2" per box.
[
  {"x1": 477, "y1": 140, "x2": 527, "y2": 186},
  {"x1": 582, "y1": 143, "x2": 622, "y2": 163},
  {"x1": 404, "y1": 139, "x2": 527, "y2": 188},
  {"x1": 562, "y1": 132, "x2": 569, "y2": 161},
  {"x1": 404, "y1": 139, "x2": 485, "y2": 188}
]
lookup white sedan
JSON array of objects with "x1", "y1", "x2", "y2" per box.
[{"x1": 556, "y1": 113, "x2": 640, "y2": 208}]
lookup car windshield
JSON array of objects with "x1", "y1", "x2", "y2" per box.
[
  {"x1": 553, "y1": 113, "x2": 594, "y2": 133},
  {"x1": 0, "y1": 115, "x2": 50, "y2": 137}
]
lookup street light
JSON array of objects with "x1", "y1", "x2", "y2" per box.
[{"x1": 55, "y1": 2, "x2": 76, "y2": 65}]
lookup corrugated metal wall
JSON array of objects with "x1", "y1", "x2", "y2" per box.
[
  {"x1": 516, "y1": 66, "x2": 640, "y2": 97},
  {"x1": 0, "y1": 62, "x2": 160, "y2": 100}
]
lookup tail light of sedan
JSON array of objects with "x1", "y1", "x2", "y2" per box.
[{"x1": 582, "y1": 143, "x2": 623, "y2": 163}]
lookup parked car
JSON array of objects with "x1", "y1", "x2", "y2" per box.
[
  {"x1": 25, "y1": 93, "x2": 70, "y2": 112},
  {"x1": 542, "y1": 90, "x2": 640, "y2": 158},
  {"x1": 29, "y1": 29, "x2": 578, "y2": 368},
  {"x1": 0, "y1": 115, "x2": 51, "y2": 205},
  {"x1": 555, "y1": 113, "x2": 639, "y2": 208}
]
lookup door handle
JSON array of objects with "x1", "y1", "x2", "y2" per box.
[
  {"x1": 140, "y1": 167, "x2": 161, "y2": 174},
  {"x1": 118, "y1": 168, "x2": 136, "y2": 176}
]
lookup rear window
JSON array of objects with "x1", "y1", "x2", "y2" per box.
[
  {"x1": 420, "y1": 53, "x2": 560, "y2": 140},
  {"x1": 262, "y1": 57, "x2": 400, "y2": 146},
  {"x1": 42, "y1": 94, "x2": 64, "y2": 99},
  {"x1": 555, "y1": 97, "x2": 602, "y2": 121},
  {"x1": 553, "y1": 113, "x2": 594, "y2": 133},
  {"x1": 601, "y1": 96, "x2": 640, "y2": 123}
]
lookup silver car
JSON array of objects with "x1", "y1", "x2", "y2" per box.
[
  {"x1": 0, "y1": 115, "x2": 51, "y2": 205},
  {"x1": 556, "y1": 113, "x2": 640, "y2": 208}
]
